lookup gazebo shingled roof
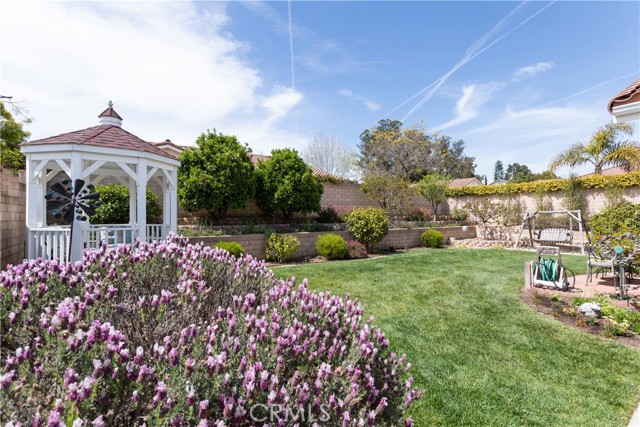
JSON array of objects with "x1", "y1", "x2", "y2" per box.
[{"x1": 23, "y1": 125, "x2": 176, "y2": 159}]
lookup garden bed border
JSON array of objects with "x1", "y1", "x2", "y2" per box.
[{"x1": 192, "y1": 226, "x2": 476, "y2": 259}]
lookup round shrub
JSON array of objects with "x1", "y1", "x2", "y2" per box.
[
  {"x1": 212, "y1": 240, "x2": 245, "y2": 258},
  {"x1": 345, "y1": 207, "x2": 390, "y2": 252},
  {"x1": 347, "y1": 239, "x2": 368, "y2": 259},
  {"x1": 264, "y1": 232, "x2": 300, "y2": 263},
  {"x1": 90, "y1": 184, "x2": 161, "y2": 224},
  {"x1": 315, "y1": 233, "x2": 348, "y2": 260},
  {"x1": 421, "y1": 229, "x2": 444, "y2": 248},
  {"x1": 451, "y1": 208, "x2": 469, "y2": 221},
  {"x1": 0, "y1": 235, "x2": 422, "y2": 426}
]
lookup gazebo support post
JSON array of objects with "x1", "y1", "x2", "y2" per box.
[
  {"x1": 137, "y1": 159, "x2": 147, "y2": 242},
  {"x1": 169, "y1": 171, "x2": 177, "y2": 234}
]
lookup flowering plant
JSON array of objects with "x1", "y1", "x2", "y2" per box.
[{"x1": 1, "y1": 235, "x2": 421, "y2": 425}]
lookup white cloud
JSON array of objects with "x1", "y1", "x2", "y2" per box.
[
  {"x1": 513, "y1": 61, "x2": 555, "y2": 81},
  {"x1": 462, "y1": 103, "x2": 609, "y2": 178},
  {"x1": 434, "y1": 83, "x2": 499, "y2": 130},
  {"x1": 0, "y1": 1, "x2": 303, "y2": 152},
  {"x1": 338, "y1": 88, "x2": 380, "y2": 111}
]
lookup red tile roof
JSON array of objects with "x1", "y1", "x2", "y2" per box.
[
  {"x1": 248, "y1": 154, "x2": 340, "y2": 180},
  {"x1": 578, "y1": 165, "x2": 627, "y2": 178},
  {"x1": 608, "y1": 78, "x2": 640, "y2": 113},
  {"x1": 23, "y1": 125, "x2": 176, "y2": 159},
  {"x1": 449, "y1": 177, "x2": 483, "y2": 188}
]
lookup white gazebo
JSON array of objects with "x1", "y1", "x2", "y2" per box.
[{"x1": 21, "y1": 102, "x2": 180, "y2": 263}]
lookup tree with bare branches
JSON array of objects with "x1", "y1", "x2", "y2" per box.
[{"x1": 302, "y1": 132, "x2": 357, "y2": 180}]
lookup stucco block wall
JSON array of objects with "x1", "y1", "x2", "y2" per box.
[
  {"x1": 1, "y1": 169, "x2": 27, "y2": 268},
  {"x1": 193, "y1": 226, "x2": 476, "y2": 259},
  {"x1": 446, "y1": 187, "x2": 640, "y2": 217}
]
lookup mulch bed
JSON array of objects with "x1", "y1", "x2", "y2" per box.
[{"x1": 521, "y1": 287, "x2": 640, "y2": 349}]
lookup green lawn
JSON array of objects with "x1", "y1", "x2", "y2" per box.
[{"x1": 275, "y1": 249, "x2": 640, "y2": 427}]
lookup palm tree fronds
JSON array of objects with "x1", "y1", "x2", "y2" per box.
[
  {"x1": 550, "y1": 122, "x2": 638, "y2": 174},
  {"x1": 548, "y1": 142, "x2": 589, "y2": 171}
]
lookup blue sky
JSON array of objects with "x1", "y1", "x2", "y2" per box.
[{"x1": 2, "y1": 1, "x2": 639, "y2": 180}]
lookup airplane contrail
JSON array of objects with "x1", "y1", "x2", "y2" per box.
[
  {"x1": 288, "y1": 0, "x2": 298, "y2": 134},
  {"x1": 377, "y1": 1, "x2": 556, "y2": 124},
  {"x1": 402, "y1": 1, "x2": 556, "y2": 122}
]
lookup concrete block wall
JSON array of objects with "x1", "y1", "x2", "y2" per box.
[
  {"x1": 1, "y1": 169, "x2": 27, "y2": 268},
  {"x1": 193, "y1": 226, "x2": 477, "y2": 260}
]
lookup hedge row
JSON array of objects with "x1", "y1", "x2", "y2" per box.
[{"x1": 445, "y1": 172, "x2": 640, "y2": 197}]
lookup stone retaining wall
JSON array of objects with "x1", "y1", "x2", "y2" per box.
[{"x1": 193, "y1": 226, "x2": 476, "y2": 259}]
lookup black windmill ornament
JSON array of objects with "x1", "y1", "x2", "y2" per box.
[{"x1": 45, "y1": 178, "x2": 101, "y2": 261}]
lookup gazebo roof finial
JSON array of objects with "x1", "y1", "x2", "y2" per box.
[{"x1": 98, "y1": 100, "x2": 123, "y2": 127}]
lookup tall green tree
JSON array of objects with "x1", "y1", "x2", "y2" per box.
[
  {"x1": 178, "y1": 130, "x2": 255, "y2": 219},
  {"x1": 505, "y1": 163, "x2": 532, "y2": 182},
  {"x1": 358, "y1": 120, "x2": 432, "y2": 181},
  {"x1": 358, "y1": 119, "x2": 475, "y2": 181},
  {"x1": 430, "y1": 135, "x2": 476, "y2": 179},
  {"x1": 493, "y1": 161, "x2": 504, "y2": 181},
  {"x1": 549, "y1": 122, "x2": 639, "y2": 174},
  {"x1": 255, "y1": 148, "x2": 323, "y2": 219},
  {"x1": 0, "y1": 101, "x2": 30, "y2": 172},
  {"x1": 416, "y1": 172, "x2": 450, "y2": 220}
]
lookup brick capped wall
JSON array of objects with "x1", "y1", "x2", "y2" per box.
[
  {"x1": 193, "y1": 226, "x2": 476, "y2": 260},
  {"x1": 1, "y1": 169, "x2": 27, "y2": 268}
]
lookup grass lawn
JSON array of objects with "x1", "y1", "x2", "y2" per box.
[{"x1": 275, "y1": 249, "x2": 640, "y2": 427}]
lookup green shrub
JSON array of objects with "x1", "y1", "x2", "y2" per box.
[
  {"x1": 177, "y1": 129, "x2": 255, "y2": 219},
  {"x1": 405, "y1": 208, "x2": 431, "y2": 222},
  {"x1": 212, "y1": 241, "x2": 245, "y2": 258},
  {"x1": 451, "y1": 208, "x2": 469, "y2": 221},
  {"x1": 589, "y1": 202, "x2": 640, "y2": 268},
  {"x1": 346, "y1": 240, "x2": 368, "y2": 259},
  {"x1": 316, "y1": 206, "x2": 343, "y2": 223},
  {"x1": 315, "y1": 233, "x2": 348, "y2": 260},
  {"x1": 264, "y1": 233, "x2": 301, "y2": 263},
  {"x1": 90, "y1": 184, "x2": 161, "y2": 224},
  {"x1": 561, "y1": 173, "x2": 584, "y2": 211},
  {"x1": 421, "y1": 229, "x2": 444, "y2": 248},
  {"x1": 589, "y1": 202, "x2": 640, "y2": 237},
  {"x1": 574, "y1": 295, "x2": 640, "y2": 334},
  {"x1": 255, "y1": 148, "x2": 323, "y2": 219},
  {"x1": 344, "y1": 207, "x2": 390, "y2": 252}
]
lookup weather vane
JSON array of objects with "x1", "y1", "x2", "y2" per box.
[{"x1": 45, "y1": 178, "x2": 101, "y2": 261}]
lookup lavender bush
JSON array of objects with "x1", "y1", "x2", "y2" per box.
[{"x1": 1, "y1": 235, "x2": 421, "y2": 425}]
